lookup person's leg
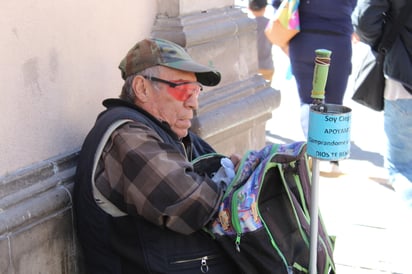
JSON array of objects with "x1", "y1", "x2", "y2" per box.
[
  {"x1": 290, "y1": 33, "x2": 352, "y2": 138},
  {"x1": 289, "y1": 33, "x2": 318, "y2": 138},
  {"x1": 322, "y1": 36, "x2": 352, "y2": 172},
  {"x1": 324, "y1": 36, "x2": 352, "y2": 105},
  {"x1": 289, "y1": 40, "x2": 314, "y2": 105},
  {"x1": 384, "y1": 98, "x2": 412, "y2": 206},
  {"x1": 290, "y1": 33, "x2": 352, "y2": 105}
]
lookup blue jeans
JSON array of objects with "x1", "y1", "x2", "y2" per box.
[{"x1": 384, "y1": 99, "x2": 412, "y2": 206}]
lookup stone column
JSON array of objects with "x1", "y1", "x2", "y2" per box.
[{"x1": 153, "y1": 0, "x2": 280, "y2": 154}]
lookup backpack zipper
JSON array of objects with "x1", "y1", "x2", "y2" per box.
[
  {"x1": 190, "y1": 152, "x2": 225, "y2": 164},
  {"x1": 230, "y1": 155, "x2": 267, "y2": 252},
  {"x1": 229, "y1": 145, "x2": 279, "y2": 253},
  {"x1": 226, "y1": 151, "x2": 252, "y2": 252},
  {"x1": 230, "y1": 156, "x2": 295, "y2": 273},
  {"x1": 231, "y1": 188, "x2": 242, "y2": 252}
]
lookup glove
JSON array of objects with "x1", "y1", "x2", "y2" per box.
[{"x1": 211, "y1": 157, "x2": 235, "y2": 187}]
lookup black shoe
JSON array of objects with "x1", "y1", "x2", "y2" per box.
[
  {"x1": 329, "y1": 161, "x2": 341, "y2": 174},
  {"x1": 330, "y1": 161, "x2": 339, "y2": 166}
]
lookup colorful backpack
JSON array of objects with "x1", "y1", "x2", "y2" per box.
[{"x1": 195, "y1": 142, "x2": 335, "y2": 274}]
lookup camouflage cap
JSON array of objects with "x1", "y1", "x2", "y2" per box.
[{"x1": 118, "y1": 38, "x2": 221, "y2": 86}]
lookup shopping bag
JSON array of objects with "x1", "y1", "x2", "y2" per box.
[
  {"x1": 265, "y1": 0, "x2": 300, "y2": 51},
  {"x1": 352, "y1": 47, "x2": 385, "y2": 112}
]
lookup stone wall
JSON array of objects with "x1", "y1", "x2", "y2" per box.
[
  {"x1": 0, "y1": 2, "x2": 280, "y2": 273},
  {"x1": 0, "y1": 152, "x2": 81, "y2": 273}
]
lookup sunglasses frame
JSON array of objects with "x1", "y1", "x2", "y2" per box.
[{"x1": 142, "y1": 75, "x2": 203, "y2": 91}]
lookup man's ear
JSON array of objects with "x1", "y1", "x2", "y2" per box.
[{"x1": 132, "y1": 76, "x2": 148, "y2": 103}]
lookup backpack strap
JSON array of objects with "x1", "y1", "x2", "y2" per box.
[
  {"x1": 86, "y1": 102, "x2": 171, "y2": 216},
  {"x1": 91, "y1": 118, "x2": 131, "y2": 217}
]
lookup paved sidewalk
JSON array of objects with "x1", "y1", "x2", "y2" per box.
[
  {"x1": 265, "y1": 45, "x2": 412, "y2": 273},
  {"x1": 316, "y1": 163, "x2": 412, "y2": 274}
]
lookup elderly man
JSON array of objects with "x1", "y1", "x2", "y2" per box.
[{"x1": 73, "y1": 38, "x2": 241, "y2": 274}]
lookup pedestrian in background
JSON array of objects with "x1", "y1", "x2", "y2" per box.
[
  {"x1": 249, "y1": 0, "x2": 275, "y2": 83},
  {"x1": 353, "y1": 0, "x2": 412, "y2": 207},
  {"x1": 288, "y1": 0, "x2": 357, "y2": 170}
]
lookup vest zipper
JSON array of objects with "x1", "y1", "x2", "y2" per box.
[{"x1": 170, "y1": 255, "x2": 219, "y2": 273}]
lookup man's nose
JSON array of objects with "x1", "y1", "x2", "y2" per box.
[{"x1": 184, "y1": 93, "x2": 199, "y2": 110}]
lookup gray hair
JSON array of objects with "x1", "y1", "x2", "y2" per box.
[{"x1": 119, "y1": 66, "x2": 161, "y2": 103}]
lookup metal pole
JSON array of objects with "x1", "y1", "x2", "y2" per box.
[
  {"x1": 309, "y1": 158, "x2": 320, "y2": 274},
  {"x1": 308, "y1": 49, "x2": 331, "y2": 274}
]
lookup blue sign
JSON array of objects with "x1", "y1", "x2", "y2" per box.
[{"x1": 307, "y1": 104, "x2": 352, "y2": 160}]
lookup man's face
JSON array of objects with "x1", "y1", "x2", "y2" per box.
[{"x1": 141, "y1": 66, "x2": 202, "y2": 139}]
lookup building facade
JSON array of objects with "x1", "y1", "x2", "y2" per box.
[{"x1": 0, "y1": 1, "x2": 280, "y2": 272}]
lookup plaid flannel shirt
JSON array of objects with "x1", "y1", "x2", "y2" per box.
[{"x1": 94, "y1": 121, "x2": 223, "y2": 235}]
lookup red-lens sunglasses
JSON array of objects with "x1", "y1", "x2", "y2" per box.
[{"x1": 143, "y1": 75, "x2": 203, "y2": 102}]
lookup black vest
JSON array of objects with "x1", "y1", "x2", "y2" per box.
[{"x1": 73, "y1": 99, "x2": 240, "y2": 274}]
